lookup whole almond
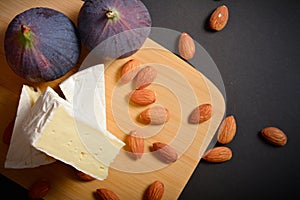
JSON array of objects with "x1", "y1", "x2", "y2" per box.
[
  {"x1": 261, "y1": 127, "x2": 287, "y2": 146},
  {"x1": 188, "y1": 103, "x2": 212, "y2": 124},
  {"x1": 127, "y1": 130, "x2": 144, "y2": 159},
  {"x1": 28, "y1": 178, "x2": 51, "y2": 199},
  {"x1": 217, "y1": 115, "x2": 237, "y2": 144},
  {"x1": 140, "y1": 106, "x2": 170, "y2": 125},
  {"x1": 135, "y1": 66, "x2": 157, "y2": 89},
  {"x1": 120, "y1": 59, "x2": 141, "y2": 84},
  {"x1": 152, "y1": 142, "x2": 178, "y2": 163},
  {"x1": 178, "y1": 32, "x2": 195, "y2": 60},
  {"x1": 75, "y1": 170, "x2": 95, "y2": 181},
  {"x1": 202, "y1": 146, "x2": 232, "y2": 163},
  {"x1": 209, "y1": 5, "x2": 229, "y2": 31},
  {"x1": 130, "y1": 89, "x2": 156, "y2": 106},
  {"x1": 144, "y1": 180, "x2": 164, "y2": 200},
  {"x1": 95, "y1": 188, "x2": 120, "y2": 200},
  {"x1": 2, "y1": 119, "x2": 14, "y2": 145}
]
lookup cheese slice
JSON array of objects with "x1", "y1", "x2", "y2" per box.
[
  {"x1": 5, "y1": 85, "x2": 56, "y2": 169},
  {"x1": 59, "y1": 64, "x2": 106, "y2": 130},
  {"x1": 27, "y1": 87, "x2": 124, "y2": 180}
]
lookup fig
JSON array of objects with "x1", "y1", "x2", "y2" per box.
[
  {"x1": 77, "y1": 0, "x2": 151, "y2": 58},
  {"x1": 4, "y1": 7, "x2": 81, "y2": 82}
]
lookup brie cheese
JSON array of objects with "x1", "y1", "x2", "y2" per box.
[
  {"x1": 59, "y1": 64, "x2": 106, "y2": 130},
  {"x1": 27, "y1": 87, "x2": 124, "y2": 180},
  {"x1": 5, "y1": 85, "x2": 56, "y2": 169}
]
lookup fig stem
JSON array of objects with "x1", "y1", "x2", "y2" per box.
[
  {"x1": 106, "y1": 10, "x2": 115, "y2": 19},
  {"x1": 21, "y1": 24, "x2": 30, "y2": 34},
  {"x1": 20, "y1": 24, "x2": 34, "y2": 48},
  {"x1": 105, "y1": 9, "x2": 119, "y2": 21}
]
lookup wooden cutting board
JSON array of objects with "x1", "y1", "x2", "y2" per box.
[{"x1": 0, "y1": 0, "x2": 225, "y2": 199}]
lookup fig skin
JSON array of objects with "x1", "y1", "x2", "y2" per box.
[
  {"x1": 78, "y1": 0, "x2": 151, "y2": 58},
  {"x1": 4, "y1": 7, "x2": 81, "y2": 82}
]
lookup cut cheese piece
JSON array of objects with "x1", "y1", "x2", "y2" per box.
[
  {"x1": 27, "y1": 87, "x2": 124, "y2": 180},
  {"x1": 5, "y1": 85, "x2": 56, "y2": 169},
  {"x1": 59, "y1": 64, "x2": 106, "y2": 130}
]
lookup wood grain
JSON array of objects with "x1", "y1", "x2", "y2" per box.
[{"x1": 0, "y1": 0, "x2": 225, "y2": 199}]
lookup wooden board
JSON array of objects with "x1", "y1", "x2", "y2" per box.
[{"x1": 0, "y1": 0, "x2": 225, "y2": 199}]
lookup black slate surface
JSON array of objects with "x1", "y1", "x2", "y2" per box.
[{"x1": 1, "y1": 0, "x2": 300, "y2": 199}]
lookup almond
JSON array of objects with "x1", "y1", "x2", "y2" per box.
[
  {"x1": 178, "y1": 32, "x2": 195, "y2": 60},
  {"x1": 135, "y1": 66, "x2": 157, "y2": 89},
  {"x1": 188, "y1": 103, "x2": 212, "y2": 124},
  {"x1": 120, "y1": 59, "x2": 141, "y2": 84},
  {"x1": 152, "y1": 142, "x2": 178, "y2": 163},
  {"x1": 140, "y1": 106, "x2": 170, "y2": 125},
  {"x1": 261, "y1": 127, "x2": 287, "y2": 146},
  {"x1": 75, "y1": 170, "x2": 95, "y2": 181},
  {"x1": 28, "y1": 178, "x2": 51, "y2": 199},
  {"x1": 95, "y1": 188, "x2": 120, "y2": 200},
  {"x1": 202, "y1": 146, "x2": 232, "y2": 163},
  {"x1": 130, "y1": 89, "x2": 156, "y2": 106},
  {"x1": 127, "y1": 130, "x2": 144, "y2": 159},
  {"x1": 209, "y1": 5, "x2": 229, "y2": 31},
  {"x1": 144, "y1": 180, "x2": 164, "y2": 200},
  {"x1": 2, "y1": 119, "x2": 14, "y2": 145},
  {"x1": 217, "y1": 115, "x2": 237, "y2": 144}
]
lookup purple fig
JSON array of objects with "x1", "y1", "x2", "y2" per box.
[
  {"x1": 77, "y1": 0, "x2": 151, "y2": 59},
  {"x1": 4, "y1": 7, "x2": 81, "y2": 82}
]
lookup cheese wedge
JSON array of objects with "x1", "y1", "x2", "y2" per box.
[
  {"x1": 5, "y1": 85, "x2": 56, "y2": 169},
  {"x1": 27, "y1": 87, "x2": 124, "y2": 180},
  {"x1": 59, "y1": 64, "x2": 106, "y2": 130}
]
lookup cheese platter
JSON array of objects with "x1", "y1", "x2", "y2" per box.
[{"x1": 0, "y1": 0, "x2": 226, "y2": 199}]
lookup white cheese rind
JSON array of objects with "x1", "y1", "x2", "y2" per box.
[
  {"x1": 59, "y1": 64, "x2": 106, "y2": 130},
  {"x1": 4, "y1": 85, "x2": 56, "y2": 169},
  {"x1": 28, "y1": 87, "x2": 124, "y2": 180}
]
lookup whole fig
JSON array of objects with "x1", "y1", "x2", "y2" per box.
[
  {"x1": 77, "y1": 0, "x2": 151, "y2": 59},
  {"x1": 4, "y1": 7, "x2": 81, "y2": 82}
]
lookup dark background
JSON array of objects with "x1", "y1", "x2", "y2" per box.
[
  {"x1": 143, "y1": 0, "x2": 300, "y2": 199},
  {"x1": 1, "y1": 0, "x2": 300, "y2": 199}
]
